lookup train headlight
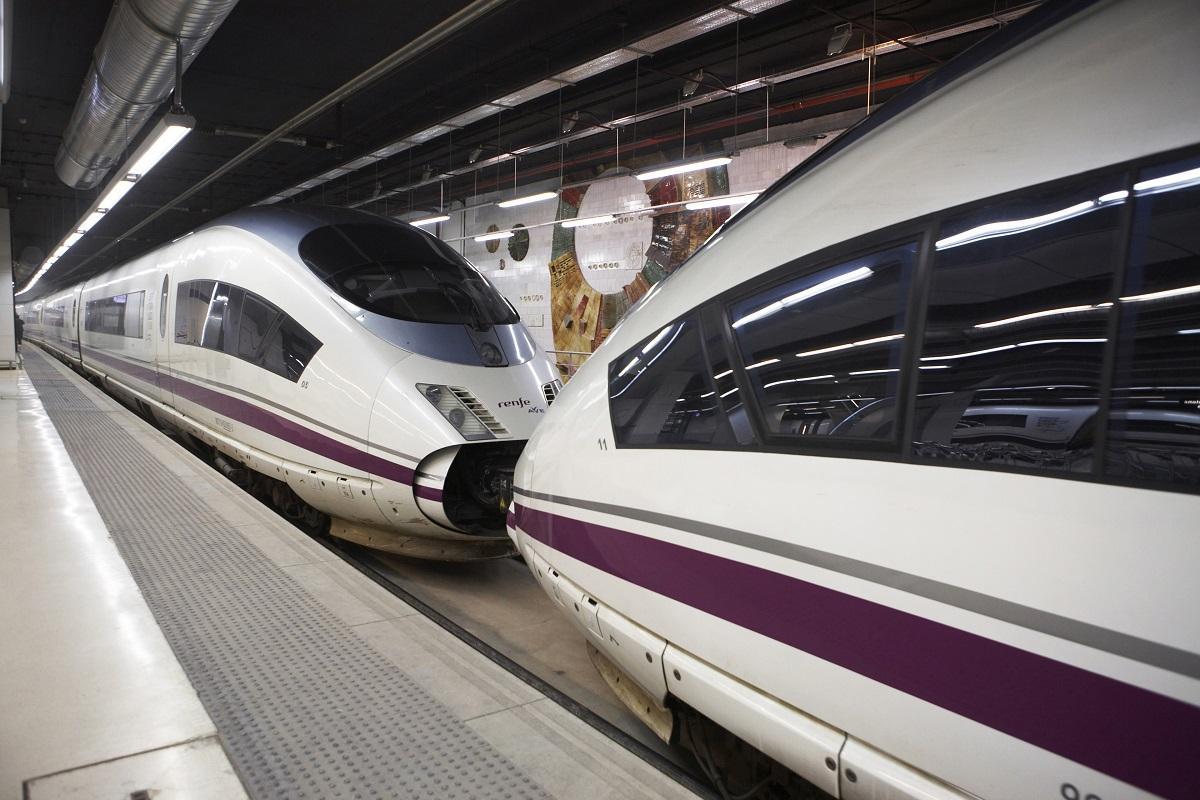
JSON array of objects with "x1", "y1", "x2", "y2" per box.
[{"x1": 415, "y1": 383, "x2": 496, "y2": 441}]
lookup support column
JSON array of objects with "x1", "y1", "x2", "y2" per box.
[{"x1": 0, "y1": 189, "x2": 14, "y2": 368}]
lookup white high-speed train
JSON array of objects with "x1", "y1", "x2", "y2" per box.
[
  {"x1": 19, "y1": 206, "x2": 560, "y2": 559},
  {"x1": 509, "y1": 1, "x2": 1200, "y2": 798}
]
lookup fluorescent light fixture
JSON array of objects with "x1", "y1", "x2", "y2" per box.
[
  {"x1": 636, "y1": 156, "x2": 732, "y2": 181},
  {"x1": 1097, "y1": 190, "x2": 1129, "y2": 204},
  {"x1": 935, "y1": 200, "x2": 1097, "y2": 250},
  {"x1": 97, "y1": 179, "x2": 137, "y2": 212},
  {"x1": 562, "y1": 214, "x2": 614, "y2": 228},
  {"x1": 685, "y1": 192, "x2": 759, "y2": 211},
  {"x1": 1134, "y1": 166, "x2": 1200, "y2": 195},
  {"x1": 713, "y1": 369, "x2": 733, "y2": 380},
  {"x1": 474, "y1": 230, "x2": 515, "y2": 242},
  {"x1": 974, "y1": 303, "x2": 1107, "y2": 329},
  {"x1": 126, "y1": 113, "x2": 195, "y2": 178},
  {"x1": 497, "y1": 191, "x2": 557, "y2": 208},
  {"x1": 745, "y1": 358, "x2": 780, "y2": 370},
  {"x1": 617, "y1": 356, "x2": 641, "y2": 377},
  {"x1": 719, "y1": 387, "x2": 739, "y2": 398},
  {"x1": 849, "y1": 368, "x2": 899, "y2": 376},
  {"x1": 1120, "y1": 284, "x2": 1200, "y2": 303},
  {"x1": 764, "y1": 374, "x2": 834, "y2": 389},
  {"x1": 1179, "y1": 329, "x2": 1200, "y2": 335},
  {"x1": 78, "y1": 211, "x2": 106, "y2": 232},
  {"x1": 16, "y1": 117, "x2": 194, "y2": 294},
  {"x1": 410, "y1": 214, "x2": 450, "y2": 227},
  {"x1": 733, "y1": 266, "x2": 873, "y2": 329}
]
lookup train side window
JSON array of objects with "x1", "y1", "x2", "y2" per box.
[
  {"x1": 727, "y1": 242, "x2": 917, "y2": 444},
  {"x1": 175, "y1": 280, "x2": 215, "y2": 345},
  {"x1": 259, "y1": 315, "x2": 321, "y2": 382},
  {"x1": 237, "y1": 292, "x2": 282, "y2": 362},
  {"x1": 1105, "y1": 155, "x2": 1200, "y2": 489},
  {"x1": 200, "y1": 283, "x2": 232, "y2": 351},
  {"x1": 912, "y1": 175, "x2": 1125, "y2": 475},
  {"x1": 699, "y1": 305, "x2": 755, "y2": 445},
  {"x1": 609, "y1": 317, "x2": 735, "y2": 447},
  {"x1": 84, "y1": 291, "x2": 144, "y2": 337}
]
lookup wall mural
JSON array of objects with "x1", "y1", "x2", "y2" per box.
[{"x1": 547, "y1": 166, "x2": 731, "y2": 356}]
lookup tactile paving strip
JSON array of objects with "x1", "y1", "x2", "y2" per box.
[{"x1": 23, "y1": 349, "x2": 549, "y2": 800}]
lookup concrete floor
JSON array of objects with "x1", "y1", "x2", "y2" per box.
[{"x1": 0, "y1": 361, "x2": 247, "y2": 800}]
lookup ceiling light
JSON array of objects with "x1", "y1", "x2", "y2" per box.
[
  {"x1": 125, "y1": 112, "x2": 195, "y2": 178},
  {"x1": 682, "y1": 69, "x2": 705, "y2": 98},
  {"x1": 685, "y1": 192, "x2": 759, "y2": 211},
  {"x1": 497, "y1": 191, "x2": 557, "y2": 208},
  {"x1": 468, "y1": 146, "x2": 483, "y2": 164},
  {"x1": 77, "y1": 211, "x2": 106, "y2": 233},
  {"x1": 421, "y1": 165, "x2": 433, "y2": 182},
  {"x1": 97, "y1": 178, "x2": 136, "y2": 212},
  {"x1": 636, "y1": 156, "x2": 732, "y2": 181},
  {"x1": 410, "y1": 214, "x2": 450, "y2": 227},
  {"x1": 561, "y1": 215, "x2": 614, "y2": 228},
  {"x1": 561, "y1": 111, "x2": 580, "y2": 134},
  {"x1": 827, "y1": 23, "x2": 853, "y2": 56},
  {"x1": 474, "y1": 230, "x2": 515, "y2": 242},
  {"x1": 15, "y1": 111, "x2": 195, "y2": 296}
]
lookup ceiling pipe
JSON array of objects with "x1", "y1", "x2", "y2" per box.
[
  {"x1": 54, "y1": 0, "x2": 241, "y2": 190},
  {"x1": 207, "y1": 124, "x2": 336, "y2": 149},
  {"x1": 61, "y1": 0, "x2": 513, "y2": 284}
]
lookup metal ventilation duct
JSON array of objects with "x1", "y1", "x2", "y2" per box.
[{"x1": 55, "y1": 0, "x2": 240, "y2": 190}]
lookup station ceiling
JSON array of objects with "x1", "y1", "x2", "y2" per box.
[{"x1": 3, "y1": 0, "x2": 1030, "y2": 293}]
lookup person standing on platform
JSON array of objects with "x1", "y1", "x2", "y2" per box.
[{"x1": 14, "y1": 313, "x2": 22, "y2": 350}]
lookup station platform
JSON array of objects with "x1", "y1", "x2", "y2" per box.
[{"x1": 1, "y1": 345, "x2": 700, "y2": 800}]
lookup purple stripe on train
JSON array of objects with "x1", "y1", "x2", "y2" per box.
[
  {"x1": 514, "y1": 502, "x2": 1200, "y2": 800},
  {"x1": 81, "y1": 346, "x2": 416, "y2": 487},
  {"x1": 414, "y1": 484, "x2": 444, "y2": 503}
]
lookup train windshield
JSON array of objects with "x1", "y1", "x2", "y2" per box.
[{"x1": 299, "y1": 223, "x2": 518, "y2": 327}]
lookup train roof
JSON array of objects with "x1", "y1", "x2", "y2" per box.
[{"x1": 198, "y1": 204, "x2": 408, "y2": 256}]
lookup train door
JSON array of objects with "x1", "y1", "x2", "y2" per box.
[
  {"x1": 154, "y1": 273, "x2": 175, "y2": 407},
  {"x1": 70, "y1": 295, "x2": 81, "y2": 360}
]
